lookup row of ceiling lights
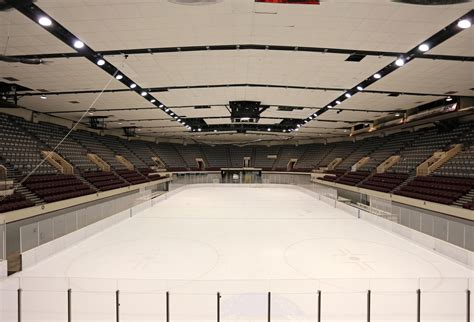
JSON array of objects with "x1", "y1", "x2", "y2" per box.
[{"x1": 36, "y1": 15, "x2": 191, "y2": 131}]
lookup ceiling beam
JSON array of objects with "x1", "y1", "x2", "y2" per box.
[
  {"x1": 8, "y1": 44, "x2": 474, "y2": 62},
  {"x1": 18, "y1": 83, "x2": 453, "y2": 98}
]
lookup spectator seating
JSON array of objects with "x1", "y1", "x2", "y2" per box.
[
  {"x1": 82, "y1": 171, "x2": 128, "y2": 191},
  {"x1": 116, "y1": 169, "x2": 149, "y2": 185},
  {"x1": 272, "y1": 146, "x2": 306, "y2": 171},
  {"x1": 337, "y1": 171, "x2": 371, "y2": 186},
  {"x1": 0, "y1": 193, "x2": 35, "y2": 213},
  {"x1": 359, "y1": 173, "x2": 410, "y2": 193},
  {"x1": 22, "y1": 174, "x2": 95, "y2": 203},
  {"x1": 254, "y1": 146, "x2": 280, "y2": 170},
  {"x1": 148, "y1": 143, "x2": 188, "y2": 171},
  {"x1": 395, "y1": 176, "x2": 474, "y2": 205}
]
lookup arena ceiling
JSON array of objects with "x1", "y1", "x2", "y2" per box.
[{"x1": 0, "y1": 0, "x2": 473, "y2": 144}]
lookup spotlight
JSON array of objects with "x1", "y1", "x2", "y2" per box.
[
  {"x1": 373, "y1": 73, "x2": 381, "y2": 79},
  {"x1": 150, "y1": 99, "x2": 156, "y2": 103},
  {"x1": 458, "y1": 19, "x2": 471, "y2": 29},
  {"x1": 97, "y1": 59, "x2": 105, "y2": 66},
  {"x1": 115, "y1": 74, "x2": 123, "y2": 80},
  {"x1": 130, "y1": 83, "x2": 137, "y2": 89},
  {"x1": 198, "y1": 128, "x2": 202, "y2": 132},
  {"x1": 141, "y1": 91, "x2": 148, "y2": 97},
  {"x1": 418, "y1": 44, "x2": 429, "y2": 52},
  {"x1": 446, "y1": 96, "x2": 453, "y2": 102},
  {"x1": 336, "y1": 100, "x2": 341, "y2": 105},
  {"x1": 295, "y1": 128, "x2": 299, "y2": 132},
  {"x1": 267, "y1": 128, "x2": 271, "y2": 131},
  {"x1": 356, "y1": 86, "x2": 363, "y2": 91},
  {"x1": 327, "y1": 105, "x2": 332, "y2": 109},
  {"x1": 165, "y1": 108, "x2": 170, "y2": 112},
  {"x1": 159, "y1": 104, "x2": 164, "y2": 108},
  {"x1": 38, "y1": 17, "x2": 52, "y2": 26},
  {"x1": 395, "y1": 58, "x2": 405, "y2": 66},
  {"x1": 177, "y1": 118, "x2": 181, "y2": 122},
  {"x1": 345, "y1": 93, "x2": 351, "y2": 98},
  {"x1": 214, "y1": 129, "x2": 217, "y2": 132},
  {"x1": 297, "y1": 124, "x2": 301, "y2": 128},
  {"x1": 73, "y1": 40, "x2": 84, "y2": 49},
  {"x1": 40, "y1": 95, "x2": 47, "y2": 100}
]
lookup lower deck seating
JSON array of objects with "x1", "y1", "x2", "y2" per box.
[
  {"x1": 395, "y1": 176, "x2": 474, "y2": 205},
  {"x1": 139, "y1": 168, "x2": 165, "y2": 181},
  {"x1": 320, "y1": 169, "x2": 346, "y2": 183},
  {"x1": 359, "y1": 173, "x2": 409, "y2": 193},
  {"x1": 83, "y1": 171, "x2": 128, "y2": 191},
  {"x1": 336, "y1": 171, "x2": 370, "y2": 186},
  {"x1": 23, "y1": 174, "x2": 95, "y2": 203},
  {"x1": 0, "y1": 193, "x2": 34, "y2": 213},
  {"x1": 116, "y1": 169, "x2": 149, "y2": 185}
]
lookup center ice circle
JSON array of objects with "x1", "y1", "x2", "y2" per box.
[
  {"x1": 66, "y1": 237, "x2": 219, "y2": 279},
  {"x1": 284, "y1": 238, "x2": 441, "y2": 279}
]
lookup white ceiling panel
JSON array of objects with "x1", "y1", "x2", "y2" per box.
[{"x1": 368, "y1": 59, "x2": 474, "y2": 97}]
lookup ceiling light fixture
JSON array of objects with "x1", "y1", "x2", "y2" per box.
[
  {"x1": 267, "y1": 128, "x2": 271, "y2": 131},
  {"x1": 38, "y1": 17, "x2": 52, "y2": 26},
  {"x1": 141, "y1": 91, "x2": 147, "y2": 97},
  {"x1": 130, "y1": 83, "x2": 137, "y2": 89},
  {"x1": 73, "y1": 40, "x2": 84, "y2": 49},
  {"x1": 418, "y1": 44, "x2": 430, "y2": 52},
  {"x1": 150, "y1": 99, "x2": 156, "y2": 103},
  {"x1": 345, "y1": 93, "x2": 351, "y2": 98},
  {"x1": 336, "y1": 100, "x2": 341, "y2": 105},
  {"x1": 115, "y1": 74, "x2": 123, "y2": 80},
  {"x1": 357, "y1": 86, "x2": 363, "y2": 91},
  {"x1": 446, "y1": 96, "x2": 453, "y2": 102},
  {"x1": 373, "y1": 73, "x2": 382, "y2": 79},
  {"x1": 40, "y1": 95, "x2": 47, "y2": 100},
  {"x1": 327, "y1": 105, "x2": 332, "y2": 109},
  {"x1": 457, "y1": 19, "x2": 471, "y2": 29},
  {"x1": 97, "y1": 59, "x2": 105, "y2": 66},
  {"x1": 198, "y1": 128, "x2": 202, "y2": 132},
  {"x1": 395, "y1": 58, "x2": 405, "y2": 66}
]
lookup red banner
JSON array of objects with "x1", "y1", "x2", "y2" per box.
[{"x1": 255, "y1": 0, "x2": 320, "y2": 4}]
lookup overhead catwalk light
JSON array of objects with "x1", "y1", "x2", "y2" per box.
[
  {"x1": 395, "y1": 58, "x2": 405, "y2": 66},
  {"x1": 97, "y1": 59, "x2": 105, "y2": 66},
  {"x1": 267, "y1": 128, "x2": 271, "y2": 131},
  {"x1": 418, "y1": 44, "x2": 430, "y2": 52},
  {"x1": 40, "y1": 95, "x2": 47, "y2": 100},
  {"x1": 297, "y1": 124, "x2": 301, "y2": 128},
  {"x1": 150, "y1": 99, "x2": 156, "y2": 103},
  {"x1": 165, "y1": 108, "x2": 170, "y2": 112},
  {"x1": 130, "y1": 83, "x2": 137, "y2": 89},
  {"x1": 356, "y1": 86, "x2": 363, "y2": 91},
  {"x1": 373, "y1": 73, "x2": 382, "y2": 79},
  {"x1": 141, "y1": 91, "x2": 147, "y2": 97},
  {"x1": 345, "y1": 93, "x2": 351, "y2": 98},
  {"x1": 327, "y1": 105, "x2": 332, "y2": 109},
  {"x1": 73, "y1": 40, "x2": 84, "y2": 49},
  {"x1": 198, "y1": 128, "x2": 202, "y2": 132},
  {"x1": 336, "y1": 100, "x2": 341, "y2": 105},
  {"x1": 159, "y1": 104, "x2": 164, "y2": 108},
  {"x1": 38, "y1": 17, "x2": 52, "y2": 26},
  {"x1": 214, "y1": 129, "x2": 217, "y2": 132},
  {"x1": 457, "y1": 19, "x2": 471, "y2": 29},
  {"x1": 115, "y1": 74, "x2": 123, "y2": 80}
]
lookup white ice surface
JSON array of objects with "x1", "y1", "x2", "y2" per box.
[{"x1": 2, "y1": 186, "x2": 473, "y2": 321}]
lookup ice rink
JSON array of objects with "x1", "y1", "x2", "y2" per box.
[{"x1": 1, "y1": 185, "x2": 472, "y2": 321}]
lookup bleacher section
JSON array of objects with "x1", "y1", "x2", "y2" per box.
[
  {"x1": 97, "y1": 136, "x2": 148, "y2": 169},
  {"x1": 293, "y1": 144, "x2": 331, "y2": 171},
  {"x1": 149, "y1": 144, "x2": 187, "y2": 171},
  {"x1": 22, "y1": 174, "x2": 95, "y2": 203},
  {"x1": 359, "y1": 173, "x2": 410, "y2": 193},
  {"x1": 0, "y1": 193, "x2": 34, "y2": 213},
  {"x1": 395, "y1": 176, "x2": 474, "y2": 205},
  {"x1": 174, "y1": 145, "x2": 205, "y2": 170},
  {"x1": 272, "y1": 146, "x2": 306, "y2": 171},
  {"x1": 201, "y1": 145, "x2": 229, "y2": 170},
  {"x1": 82, "y1": 171, "x2": 128, "y2": 191},
  {"x1": 229, "y1": 146, "x2": 254, "y2": 168},
  {"x1": 254, "y1": 146, "x2": 280, "y2": 170}
]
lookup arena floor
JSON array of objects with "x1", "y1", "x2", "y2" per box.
[{"x1": 3, "y1": 186, "x2": 473, "y2": 321}]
